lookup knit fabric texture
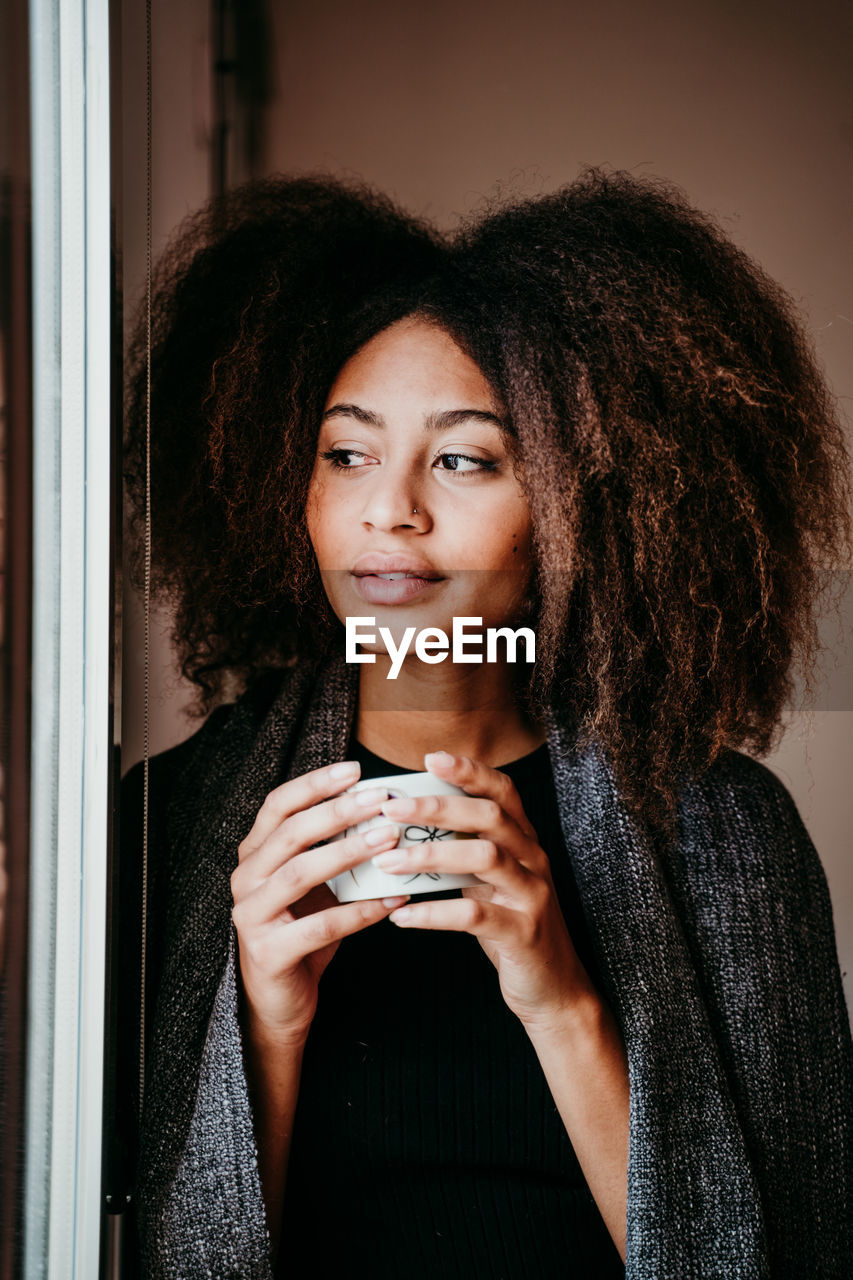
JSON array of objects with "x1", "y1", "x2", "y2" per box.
[{"x1": 132, "y1": 648, "x2": 853, "y2": 1278}]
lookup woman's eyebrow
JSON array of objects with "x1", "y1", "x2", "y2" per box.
[{"x1": 322, "y1": 403, "x2": 512, "y2": 436}]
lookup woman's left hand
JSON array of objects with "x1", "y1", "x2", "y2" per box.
[{"x1": 373, "y1": 750, "x2": 595, "y2": 1029}]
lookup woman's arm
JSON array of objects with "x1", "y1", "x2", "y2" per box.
[
  {"x1": 673, "y1": 749, "x2": 853, "y2": 1275},
  {"x1": 230, "y1": 762, "x2": 413, "y2": 1261},
  {"x1": 520, "y1": 984, "x2": 629, "y2": 1262}
]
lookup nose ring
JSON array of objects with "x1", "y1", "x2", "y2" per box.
[{"x1": 412, "y1": 507, "x2": 418, "y2": 514}]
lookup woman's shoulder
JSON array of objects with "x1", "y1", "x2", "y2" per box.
[
  {"x1": 683, "y1": 743, "x2": 796, "y2": 804},
  {"x1": 680, "y1": 745, "x2": 810, "y2": 848},
  {"x1": 117, "y1": 665, "x2": 295, "y2": 844},
  {"x1": 120, "y1": 703, "x2": 233, "y2": 796},
  {"x1": 120, "y1": 667, "x2": 291, "y2": 798},
  {"x1": 675, "y1": 745, "x2": 834, "y2": 925}
]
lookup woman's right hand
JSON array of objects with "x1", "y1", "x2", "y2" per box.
[{"x1": 230, "y1": 760, "x2": 407, "y2": 1047}]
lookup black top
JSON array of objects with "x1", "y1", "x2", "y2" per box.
[{"x1": 277, "y1": 737, "x2": 624, "y2": 1278}]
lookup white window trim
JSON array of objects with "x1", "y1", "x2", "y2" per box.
[{"x1": 26, "y1": 0, "x2": 112, "y2": 1274}]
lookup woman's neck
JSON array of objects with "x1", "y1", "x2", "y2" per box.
[{"x1": 354, "y1": 660, "x2": 545, "y2": 770}]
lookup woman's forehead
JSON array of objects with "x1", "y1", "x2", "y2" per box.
[
  {"x1": 331, "y1": 316, "x2": 483, "y2": 379},
  {"x1": 324, "y1": 316, "x2": 502, "y2": 418}
]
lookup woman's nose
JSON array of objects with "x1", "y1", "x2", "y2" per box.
[{"x1": 359, "y1": 467, "x2": 428, "y2": 532}]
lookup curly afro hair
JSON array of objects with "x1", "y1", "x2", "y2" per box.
[
  {"x1": 124, "y1": 168, "x2": 852, "y2": 846},
  {"x1": 124, "y1": 174, "x2": 444, "y2": 693}
]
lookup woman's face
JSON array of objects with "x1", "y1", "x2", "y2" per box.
[{"x1": 306, "y1": 316, "x2": 534, "y2": 658}]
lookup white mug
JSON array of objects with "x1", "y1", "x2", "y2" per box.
[{"x1": 327, "y1": 771, "x2": 481, "y2": 903}]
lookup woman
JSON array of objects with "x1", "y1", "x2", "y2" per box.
[{"x1": 120, "y1": 170, "x2": 853, "y2": 1277}]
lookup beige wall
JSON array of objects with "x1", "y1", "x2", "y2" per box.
[{"x1": 122, "y1": 0, "x2": 853, "y2": 1011}]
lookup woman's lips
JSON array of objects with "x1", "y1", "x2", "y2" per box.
[{"x1": 351, "y1": 573, "x2": 445, "y2": 605}]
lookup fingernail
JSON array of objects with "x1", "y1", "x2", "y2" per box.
[
  {"x1": 389, "y1": 907, "x2": 413, "y2": 924},
  {"x1": 381, "y1": 797, "x2": 415, "y2": 817},
  {"x1": 381, "y1": 895, "x2": 410, "y2": 908},
  {"x1": 330, "y1": 761, "x2": 360, "y2": 780},
  {"x1": 364, "y1": 824, "x2": 399, "y2": 847},
  {"x1": 425, "y1": 750, "x2": 455, "y2": 767},
  {"x1": 355, "y1": 787, "x2": 389, "y2": 807},
  {"x1": 371, "y1": 850, "x2": 405, "y2": 868}
]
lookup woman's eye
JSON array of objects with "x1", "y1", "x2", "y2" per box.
[
  {"x1": 320, "y1": 448, "x2": 372, "y2": 470},
  {"x1": 436, "y1": 452, "x2": 498, "y2": 475}
]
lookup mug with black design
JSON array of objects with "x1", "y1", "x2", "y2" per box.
[{"x1": 327, "y1": 772, "x2": 481, "y2": 902}]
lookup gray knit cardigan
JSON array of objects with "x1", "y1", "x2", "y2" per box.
[{"x1": 134, "y1": 648, "x2": 853, "y2": 1278}]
